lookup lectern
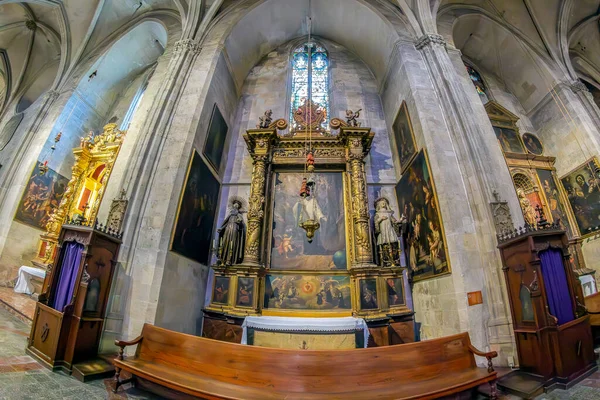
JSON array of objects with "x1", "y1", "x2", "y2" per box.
[
  {"x1": 27, "y1": 219, "x2": 121, "y2": 380},
  {"x1": 497, "y1": 223, "x2": 596, "y2": 388}
]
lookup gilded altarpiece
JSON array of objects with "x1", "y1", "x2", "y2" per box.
[{"x1": 205, "y1": 116, "x2": 412, "y2": 325}]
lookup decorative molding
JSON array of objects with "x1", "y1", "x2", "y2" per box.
[
  {"x1": 174, "y1": 39, "x2": 202, "y2": 55},
  {"x1": 570, "y1": 81, "x2": 589, "y2": 93},
  {"x1": 415, "y1": 34, "x2": 447, "y2": 50}
]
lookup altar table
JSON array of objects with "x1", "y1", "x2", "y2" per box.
[
  {"x1": 14, "y1": 266, "x2": 46, "y2": 295},
  {"x1": 241, "y1": 316, "x2": 369, "y2": 349}
]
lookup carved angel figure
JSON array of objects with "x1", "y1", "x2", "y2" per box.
[
  {"x1": 345, "y1": 109, "x2": 362, "y2": 127},
  {"x1": 257, "y1": 109, "x2": 273, "y2": 129},
  {"x1": 216, "y1": 197, "x2": 247, "y2": 266}
]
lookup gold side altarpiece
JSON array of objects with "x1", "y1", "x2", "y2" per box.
[
  {"x1": 205, "y1": 113, "x2": 412, "y2": 328},
  {"x1": 32, "y1": 123, "x2": 125, "y2": 285}
]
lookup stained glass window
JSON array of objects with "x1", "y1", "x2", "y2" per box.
[
  {"x1": 464, "y1": 63, "x2": 489, "y2": 104},
  {"x1": 290, "y1": 43, "x2": 329, "y2": 129}
]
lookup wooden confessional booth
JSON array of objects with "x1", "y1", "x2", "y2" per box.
[
  {"x1": 497, "y1": 224, "x2": 596, "y2": 390},
  {"x1": 27, "y1": 220, "x2": 121, "y2": 381}
]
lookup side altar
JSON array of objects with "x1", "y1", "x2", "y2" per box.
[{"x1": 203, "y1": 105, "x2": 415, "y2": 348}]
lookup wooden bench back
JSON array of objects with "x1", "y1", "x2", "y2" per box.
[
  {"x1": 135, "y1": 324, "x2": 478, "y2": 393},
  {"x1": 585, "y1": 291, "x2": 600, "y2": 326}
]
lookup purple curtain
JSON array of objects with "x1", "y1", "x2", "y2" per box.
[
  {"x1": 539, "y1": 248, "x2": 575, "y2": 325},
  {"x1": 52, "y1": 242, "x2": 84, "y2": 312}
]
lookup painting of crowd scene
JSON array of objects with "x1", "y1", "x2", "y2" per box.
[
  {"x1": 264, "y1": 274, "x2": 351, "y2": 311},
  {"x1": 270, "y1": 172, "x2": 346, "y2": 271},
  {"x1": 536, "y1": 169, "x2": 573, "y2": 237},
  {"x1": 395, "y1": 150, "x2": 450, "y2": 282},
  {"x1": 560, "y1": 158, "x2": 600, "y2": 236},
  {"x1": 15, "y1": 162, "x2": 69, "y2": 229}
]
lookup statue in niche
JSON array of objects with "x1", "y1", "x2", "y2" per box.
[
  {"x1": 216, "y1": 197, "x2": 247, "y2": 266},
  {"x1": 373, "y1": 197, "x2": 404, "y2": 267},
  {"x1": 345, "y1": 109, "x2": 362, "y2": 127},
  {"x1": 257, "y1": 109, "x2": 273, "y2": 129},
  {"x1": 517, "y1": 188, "x2": 537, "y2": 227}
]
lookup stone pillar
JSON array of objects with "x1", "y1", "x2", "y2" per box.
[{"x1": 413, "y1": 33, "x2": 518, "y2": 362}]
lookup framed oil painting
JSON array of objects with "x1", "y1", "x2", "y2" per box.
[
  {"x1": 171, "y1": 150, "x2": 220, "y2": 264},
  {"x1": 560, "y1": 157, "x2": 600, "y2": 237},
  {"x1": 236, "y1": 277, "x2": 255, "y2": 307},
  {"x1": 212, "y1": 276, "x2": 230, "y2": 304},
  {"x1": 392, "y1": 101, "x2": 417, "y2": 173},
  {"x1": 203, "y1": 104, "x2": 228, "y2": 172},
  {"x1": 359, "y1": 279, "x2": 378, "y2": 310},
  {"x1": 522, "y1": 133, "x2": 543, "y2": 156},
  {"x1": 386, "y1": 277, "x2": 405, "y2": 307},
  {"x1": 536, "y1": 169, "x2": 573, "y2": 237},
  {"x1": 270, "y1": 172, "x2": 346, "y2": 271},
  {"x1": 14, "y1": 162, "x2": 69, "y2": 230},
  {"x1": 395, "y1": 150, "x2": 451, "y2": 281},
  {"x1": 264, "y1": 274, "x2": 351, "y2": 311},
  {"x1": 493, "y1": 127, "x2": 525, "y2": 154}
]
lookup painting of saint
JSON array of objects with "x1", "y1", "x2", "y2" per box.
[
  {"x1": 203, "y1": 104, "x2": 228, "y2": 172},
  {"x1": 270, "y1": 172, "x2": 346, "y2": 271},
  {"x1": 236, "y1": 277, "x2": 254, "y2": 307},
  {"x1": 15, "y1": 162, "x2": 69, "y2": 230},
  {"x1": 392, "y1": 101, "x2": 417, "y2": 173},
  {"x1": 360, "y1": 279, "x2": 378, "y2": 310},
  {"x1": 171, "y1": 151, "x2": 220, "y2": 264},
  {"x1": 522, "y1": 133, "x2": 543, "y2": 156},
  {"x1": 560, "y1": 157, "x2": 600, "y2": 237},
  {"x1": 212, "y1": 276, "x2": 230, "y2": 304},
  {"x1": 395, "y1": 150, "x2": 450, "y2": 282},
  {"x1": 493, "y1": 127, "x2": 525, "y2": 154},
  {"x1": 264, "y1": 274, "x2": 351, "y2": 311},
  {"x1": 536, "y1": 169, "x2": 573, "y2": 237},
  {"x1": 386, "y1": 278, "x2": 405, "y2": 307}
]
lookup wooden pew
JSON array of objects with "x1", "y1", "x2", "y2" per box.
[{"x1": 113, "y1": 323, "x2": 498, "y2": 400}]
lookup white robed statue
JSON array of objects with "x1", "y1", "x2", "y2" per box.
[{"x1": 373, "y1": 197, "x2": 403, "y2": 267}]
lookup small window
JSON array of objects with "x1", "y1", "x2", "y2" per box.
[{"x1": 464, "y1": 62, "x2": 489, "y2": 104}]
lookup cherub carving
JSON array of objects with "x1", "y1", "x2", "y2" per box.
[
  {"x1": 345, "y1": 109, "x2": 362, "y2": 127},
  {"x1": 257, "y1": 109, "x2": 273, "y2": 128}
]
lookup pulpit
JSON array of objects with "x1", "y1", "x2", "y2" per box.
[
  {"x1": 497, "y1": 224, "x2": 596, "y2": 388},
  {"x1": 27, "y1": 220, "x2": 122, "y2": 380}
]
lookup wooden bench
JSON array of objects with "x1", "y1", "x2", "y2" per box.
[
  {"x1": 584, "y1": 292, "x2": 600, "y2": 343},
  {"x1": 113, "y1": 323, "x2": 498, "y2": 400}
]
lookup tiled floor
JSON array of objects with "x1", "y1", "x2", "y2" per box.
[
  {"x1": 0, "y1": 286, "x2": 36, "y2": 323},
  {"x1": 0, "y1": 304, "x2": 599, "y2": 399}
]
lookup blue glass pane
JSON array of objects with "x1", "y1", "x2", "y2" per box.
[
  {"x1": 290, "y1": 43, "x2": 330, "y2": 129},
  {"x1": 465, "y1": 63, "x2": 489, "y2": 103}
]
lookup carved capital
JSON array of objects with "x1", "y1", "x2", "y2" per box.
[
  {"x1": 43, "y1": 90, "x2": 60, "y2": 102},
  {"x1": 570, "y1": 81, "x2": 589, "y2": 93},
  {"x1": 415, "y1": 34, "x2": 447, "y2": 50},
  {"x1": 174, "y1": 39, "x2": 202, "y2": 55}
]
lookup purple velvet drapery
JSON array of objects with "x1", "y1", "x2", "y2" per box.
[
  {"x1": 539, "y1": 248, "x2": 575, "y2": 325},
  {"x1": 52, "y1": 242, "x2": 84, "y2": 312}
]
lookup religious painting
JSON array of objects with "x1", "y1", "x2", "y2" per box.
[
  {"x1": 392, "y1": 101, "x2": 417, "y2": 173},
  {"x1": 203, "y1": 104, "x2": 228, "y2": 172},
  {"x1": 536, "y1": 169, "x2": 573, "y2": 237},
  {"x1": 264, "y1": 274, "x2": 351, "y2": 311},
  {"x1": 522, "y1": 133, "x2": 543, "y2": 156},
  {"x1": 386, "y1": 277, "x2": 405, "y2": 307},
  {"x1": 359, "y1": 279, "x2": 378, "y2": 310},
  {"x1": 270, "y1": 172, "x2": 346, "y2": 271},
  {"x1": 212, "y1": 276, "x2": 230, "y2": 304},
  {"x1": 14, "y1": 162, "x2": 69, "y2": 230},
  {"x1": 236, "y1": 277, "x2": 254, "y2": 307},
  {"x1": 171, "y1": 150, "x2": 220, "y2": 264},
  {"x1": 493, "y1": 127, "x2": 525, "y2": 154},
  {"x1": 560, "y1": 157, "x2": 600, "y2": 237},
  {"x1": 395, "y1": 150, "x2": 451, "y2": 282}
]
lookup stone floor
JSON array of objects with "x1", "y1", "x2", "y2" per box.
[
  {"x1": 0, "y1": 287, "x2": 36, "y2": 323},
  {"x1": 0, "y1": 305, "x2": 599, "y2": 399}
]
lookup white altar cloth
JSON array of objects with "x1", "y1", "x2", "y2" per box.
[
  {"x1": 14, "y1": 266, "x2": 46, "y2": 295},
  {"x1": 241, "y1": 316, "x2": 369, "y2": 348}
]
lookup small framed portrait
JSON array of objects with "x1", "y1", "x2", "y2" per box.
[
  {"x1": 236, "y1": 277, "x2": 255, "y2": 308},
  {"x1": 359, "y1": 279, "x2": 378, "y2": 310},
  {"x1": 212, "y1": 276, "x2": 230, "y2": 304},
  {"x1": 493, "y1": 127, "x2": 525, "y2": 154},
  {"x1": 386, "y1": 278, "x2": 405, "y2": 307},
  {"x1": 392, "y1": 101, "x2": 417, "y2": 174},
  {"x1": 203, "y1": 104, "x2": 229, "y2": 172},
  {"x1": 522, "y1": 133, "x2": 543, "y2": 156}
]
